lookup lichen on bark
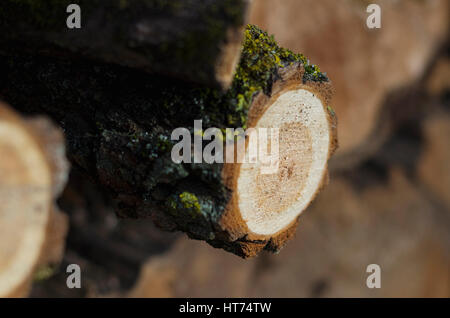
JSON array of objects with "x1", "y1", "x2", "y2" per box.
[{"x1": 228, "y1": 24, "x2": 328, "y2": 127}]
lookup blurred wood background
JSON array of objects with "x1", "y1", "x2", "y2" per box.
[{"x1": 1, "y1": 0, "x2": 448, "y2": 297}]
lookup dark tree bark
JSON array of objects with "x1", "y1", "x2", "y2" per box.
[{"x1": 0, "y1": 0, "x2": 251, "y2": 89}]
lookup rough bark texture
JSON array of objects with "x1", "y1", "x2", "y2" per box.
[
  {"x1": 0, "y1": 0, "x2": 252, "y2": 89},
  {"x1": 0, "y1": 25, "x2": 336, "y2": 257},
  {"x1": 0, "y1": 103, "x2": 69, "y2": 297}
]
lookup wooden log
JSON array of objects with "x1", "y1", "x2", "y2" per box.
[
  {"x1": 0, "y1": 102, "x2": 69, "y2": 297},
  {"x1": 0, "y1": 25, "x2": 337, "y2": 258},
  {"x1": 0, "y1": 0, "x2": 252, "y2": 90}
]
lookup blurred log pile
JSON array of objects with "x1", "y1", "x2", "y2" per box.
[
  {"x1": 1, "y1": 0, "x2": 338, "y2": 295},
  {"x1": 0, "y1": 0, "x2": 448, "y2": 297}
]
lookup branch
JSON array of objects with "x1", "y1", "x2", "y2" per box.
[{"x1": 1, "y1": 25, "x2": 337, "y2": 258}]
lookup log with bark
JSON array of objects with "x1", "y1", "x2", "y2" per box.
[
  {"x1": 0, "y1": 102, "x2": 69, "y2": 297},
  {"x1": 1, "y1": 25, "x2": 337, "y2": 258},
  {"x1": 0, "y1": 0, "x2": 251, "y2": 90}
]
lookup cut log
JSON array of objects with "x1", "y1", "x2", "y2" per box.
[
  {"x1": 0, "y1": 25, "x2": 337, "y2": 258},
  {"x1": 0, "y1": 0, "x2": 252, "y2": 90},
  {"x1": 0, "y1": 103, "x2": 69, "y2": 297},
  {"x1": 219, "y1": 65, "x2": 337, "y2": 254}
]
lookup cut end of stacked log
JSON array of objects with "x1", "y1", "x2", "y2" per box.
[
  {"x1": 219, "y1": 64, "x2": 337, "y2": 257},
  {"x1": 0, "y1": 103, "x2": 69, "y2": 297}
]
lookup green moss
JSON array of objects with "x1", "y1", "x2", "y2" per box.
[
  {"x1": 227, "y1": 25, "x2": 328, "y2": 128},
  {"x1": 179, "y1": 192, "x2": 201, "y2": 211},
  {"x1": 33, "y1": 265, "x2": 55, "y2": 282},
  {"x1": 167, "y1": 191, "x2": 202, "y2": 218},
  {"x1": 327, "y1": 105, "x2": 336, "y2": 117}
]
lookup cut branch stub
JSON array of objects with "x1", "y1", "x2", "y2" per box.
[
  {"x1": 0, "y1": 0, "x2": 252, "y2": 89},
  {"x1": 0, "y1": 103, "x2": 69, "y2": 297},
  {"x1": 217, "y1": 63, "x2": 337, "y2": 256}
]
